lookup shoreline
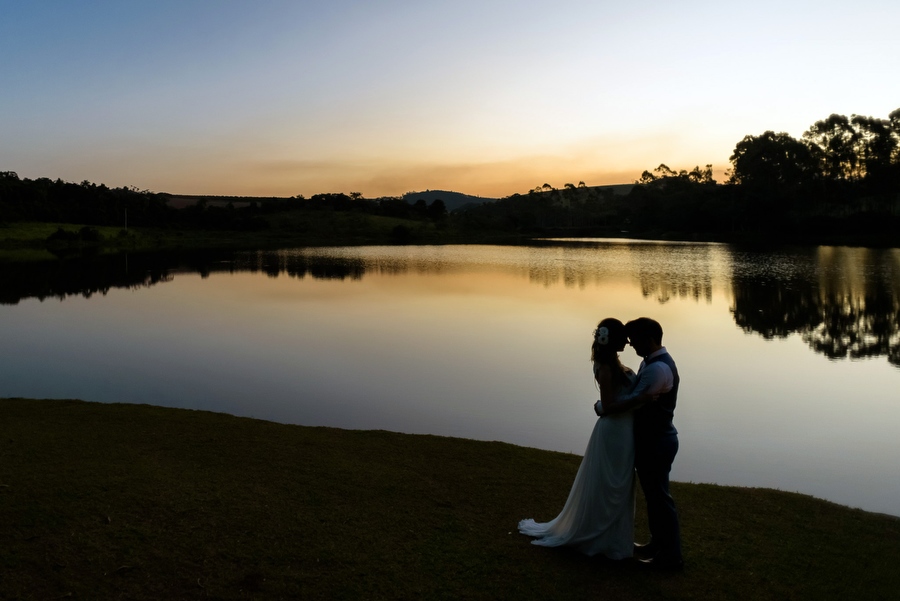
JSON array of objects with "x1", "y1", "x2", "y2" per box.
[{"x1": 2, "y1": 221, "x2": 898, "y2": 264}]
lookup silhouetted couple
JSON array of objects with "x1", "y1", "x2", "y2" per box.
[{"x1": 518, "y1": 317, "x2": 684, "y2": 571}]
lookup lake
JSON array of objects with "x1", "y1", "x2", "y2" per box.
[{"x1": 1, "y1": 240, "x2": 899, "y2": 516}]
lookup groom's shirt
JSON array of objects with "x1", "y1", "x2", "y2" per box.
[
  {"x1": 621, "y1": 347, "x2": 674, "y2": 401},
  {"x1": 624, "y1": 347, "x2": 679, "y2": 441}
]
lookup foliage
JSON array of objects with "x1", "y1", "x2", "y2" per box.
[
  {"x1": 0, "y1": 172, "x2": 169, "y2": 227},
  {"x1": 637, "y1": 163, "x2": 715, "y2": 185},
  {"x1": 456, "y1": 107, "x2": 900, "y2": 244},
  {"x1": 0, "y1": 177, "x2": 452, "y2": 234},
  {"x1": 45, "y1": 225, "x2": 103, "y2": 245},
  {"x1": 728, "y1": 132, "x2": 819, "y2": 192}
]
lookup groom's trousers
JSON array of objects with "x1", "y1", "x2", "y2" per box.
[{"x1": 635, "y1": 432, "x2": 682, "y2": 561}]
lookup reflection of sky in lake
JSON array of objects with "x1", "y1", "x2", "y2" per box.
[{"x1": 1, "y1": 243, "x2": 899, "y2": 516}]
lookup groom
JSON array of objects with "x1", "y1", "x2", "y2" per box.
[{"x1": 601, "y1": 317, "x2": 683, "y2": 570}]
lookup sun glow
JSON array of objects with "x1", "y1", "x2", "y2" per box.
[{"x1": 1, "y1": 1, "x2": 898, "y2": 197}]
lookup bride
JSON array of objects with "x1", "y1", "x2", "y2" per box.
[{"x1": 518, "y1": 318, "x2": 646, "y2": 559}]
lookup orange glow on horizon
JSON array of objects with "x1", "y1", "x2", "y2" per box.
[{"x1": 134, "y1": 155, "x2": 731, "y2": 199}]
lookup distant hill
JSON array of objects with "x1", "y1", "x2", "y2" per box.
[
  {"x1": 161, "y1": 186, "x2": 636, "y2": 213},
  {"x1": 162, "y1": 194, "x2": 281, "y2": 209},
  {"x1": 593, "y1": 183, "x2": 635, "y2": 196},
  {"x1": 402, "y1": 190, "x2": 498, "y2": 212},
  {"x1": 403, "y1": 185, "x2": 636, "y2": 212}
]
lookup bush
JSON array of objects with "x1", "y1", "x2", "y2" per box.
[
  {"x1": 46, "y1": 227, "x2": 80, "y2": 244},
  {"x1": 45, "y1": 226, "x2": 104, "y2": 246},
  {"x1": 78, "y1": 226, "x2": 102, "y2": 242},
  {"x1": 390, "y1": 224, "x2": 413, "y2": 243}
]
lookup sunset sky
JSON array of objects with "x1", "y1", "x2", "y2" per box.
[{"x1": 2, "y1": 1, "x2": 898, "y2": 198}]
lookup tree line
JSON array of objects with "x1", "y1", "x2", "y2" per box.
[
  {"x1": 0, "y1": 177, "x2": 448, "y2": 232},
  {"x1": 458, "y1": 108, "x2": 900, "y2": 243},
  {"x1": 2, "y1": 107, "x2": 898, "y2": 245}
]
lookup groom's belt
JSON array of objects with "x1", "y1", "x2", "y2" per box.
[{"x1": 634, "y1": 407, "x2": 676, "y2": 437}]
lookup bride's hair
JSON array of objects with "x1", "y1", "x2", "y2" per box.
[{"x1": 591, "y1": 318, "x2": 630, "y2": 390}]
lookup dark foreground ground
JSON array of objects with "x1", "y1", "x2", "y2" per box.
[{"x1": 1, "y1": 398, "x2": 898, "y2": 600}]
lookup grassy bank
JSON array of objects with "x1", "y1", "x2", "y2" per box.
[
  {"x1": 0, "y1": 217, "x2": 519, "y2": 262},
  {"x1": 1, "y1": 398, "x2": 897, "y2": 600},
  {"x1": 3, "y1": 219, "x2": 896, "y2": 266}
]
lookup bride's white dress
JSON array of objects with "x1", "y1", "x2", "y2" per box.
[{"x1": 518, "y1": 372, "x2": 635, "y2": 559}]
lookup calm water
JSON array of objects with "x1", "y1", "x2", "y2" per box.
[{"x1": 2, "y1": 241, "x2": 899, "y2": 516}]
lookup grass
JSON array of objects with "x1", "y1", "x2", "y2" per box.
[
  {"x1": 1, "y1": 398, "x2": 898, "y2": 600},
  {"x1": 0, "y1": 217, "x2": 518, "y2": 262},
  {"x1": 0, "y1": 222, "x2": 142, "y2": 262},
  {"x1": 0, "y1": 222, "x2": 124, "y2": 243}
]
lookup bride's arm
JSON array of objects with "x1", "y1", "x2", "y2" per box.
[{"x1": 594, "y1": 364, "x2": 618, "y2": 415}]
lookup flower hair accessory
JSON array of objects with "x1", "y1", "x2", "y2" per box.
[{"x1": 595, "y1": 326, "x2": 610, "y2": 346}]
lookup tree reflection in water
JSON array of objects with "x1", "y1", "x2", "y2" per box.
[
  {"x1": 0, "y1": 250, "x2": 366, "y2": 305},
  {"x1": 730, "y1": 247, "x2": 900, "y2": 366},
  {"x1": 3, "y1": 244, "x2": 898, "y2": 366},
  {"x1": 0, "y1": 253, "x2": 175, "y2": 304}
]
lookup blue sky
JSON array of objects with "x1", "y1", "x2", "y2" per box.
[{"x1": 2, "y1": 0, "x2": 898, "y2": 197}]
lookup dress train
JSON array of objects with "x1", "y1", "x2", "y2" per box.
[{"x1": 518, "y1": 410, "x2": 635, "y2": 559}]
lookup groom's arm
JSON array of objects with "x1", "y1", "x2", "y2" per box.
[{"x1": 598, "y1": 364, "x2": 668, "y2": 416}]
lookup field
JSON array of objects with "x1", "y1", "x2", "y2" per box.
[{"x1": 2, "y1": 398, "x2": 898, "y2": 600}]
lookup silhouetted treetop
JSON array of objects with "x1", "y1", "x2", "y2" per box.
[{"x1": 728, "y1": 131, "x2": 819, "y2": 191}]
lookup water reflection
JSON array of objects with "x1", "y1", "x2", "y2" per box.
[
  {"x1": 0, "y1": 253, "x2": 174, "y2": 304},
  {"x1": 0, "y1": 250, "x2": 368, "y2": 305},
  {"x1": 731, "y1": 247, "x2": 900, "y2": 366},
  {"x1": 4, "y1": 243, "x2": 898, "y2": 366}
]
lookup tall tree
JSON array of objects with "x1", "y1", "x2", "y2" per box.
[
  {"x1": 850, "y1": 114, "x2": 897, "y2": 189},
  {"x1": 890, "y1": 108, "x2": 900, "y2": 164},
  {"x1": 802, "y1": 114, "x2": 859, "y2": 180},
  {"x1": 728, "y1": 131, "x2": 819, "y2": 194}
]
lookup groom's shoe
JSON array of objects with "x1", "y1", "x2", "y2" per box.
[
  {"x1": 637, "y1": 555, "x2": 684, "y2": 572},
  {"x1": 632, "y1": 542, "x2": 657, "y2": 560}
]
